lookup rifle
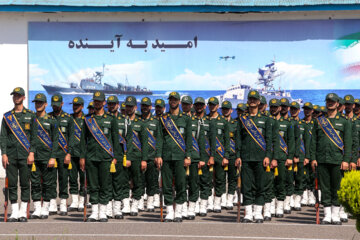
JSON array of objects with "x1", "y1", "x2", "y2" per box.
[
  {"x1": 158, "y1": 168, "x2": 163, "y2": 222},
  {"x1": 314, "y1": 166, "x2": 320, "y2": 224},
  {"x1": 83, "y1": 170, "x2": 87, "y2": 222},
  {"x1": 3, "y1": 176, "x2": 9, "y2": 222},
  {"x1": 236, "y1": 165, "x2": 241, "y2": 223}
]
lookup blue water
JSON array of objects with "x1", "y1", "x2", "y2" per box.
[{"x1": 28, "y1": 89, "x2": 360, "y2": 118}]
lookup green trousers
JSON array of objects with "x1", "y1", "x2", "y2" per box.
[
  {"x1": 274, "y1": 160, "x2": 286, "y2": 201},
  {"x1": 303, "y1": 164, "x2": 315, "y2": 191},
  {"x1": 128, "y1": 160, "x2": 144, "y2": 200},
  {"x1": 318, "y1": 163, "x2": 341, "y2": 207},
  {"x1": 69, "y1": 157, "x2": 85, "y2": 195},
  {"x1": 214, "y1": 156, "x2": 226, "y2": 197},
  {"x1": 199, "y1": 165, "x2": 211, "y2": 200},
  {"x1": 162, "y1": 160, "x2": 186, "y2": 206},
  {"x1": 110, "y1": 162, "x2": 130, "y2": 201},
  {"x1": 188, "y1": 162, "x2": 200, "y2": 202},
  {"x1": 86, "y1": 160, "x2": 111, "y2": 205},
  {"x1": 31, "y1": 161, "x2": 57, "y2": 202},
  {"x1": 7, "y1": 158, "x2": 30, "y2": 203},
  {"x1": 285, "y1": 163, "x2": 294, "y2": 196},
  {"x1": 144, "y1": 161, "x2": 159, "y2": 197},
  {"x1": 264, "y1": 169, "x2": 275, "y2": 203},
  {"x1": 241, "y1": 161, "x2": 265, "y2": 206},
  {"x1": 57, "y1": 157, "x2": 70, "y2": 199},
  {"x1": 294, "y1": 162, "x2": 304, "y2": 195},
  {"x1": 227, "y1": 157, "x2": 237, "y2": 195}
]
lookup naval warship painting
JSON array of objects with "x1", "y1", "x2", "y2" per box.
[
  {"x1": 42, "y1": 65, "x2": 152, "y2": 95},
  {"x1": 215, "y1": 61, "x2": 303, "y2": 106}
]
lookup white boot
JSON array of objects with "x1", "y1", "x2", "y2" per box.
[
  {"x1": 153, "y1": 194, "x2": 160, "y2": 208},
  {"x1": 146, "y1": 196, "x2": 155, "y2": 212},
  {"x1": 294, "y1": 195, "x2": 302, "y2": 211},
  {"x1": 242, "y1": 205, "x2": 253, "y2": 223},
  {"x1": 182, "y1": 202, "x2": 188, "y2": 219},
  {"x1": 87, "y1": 204, "x2": 99, "y2": 222},
  {"x1": 276, "y1": 201, "x2": 284, "y2": 218},
  {"x1": 233, "y1": 192, "x2": 238, "y2": 206},
  {"x1": 68, "y1": 194, "x2": 79, "y2": 211},
  {"x1": 199, "y1": 199, "x2": 207, "y2": 217},
  {"x1": 339, "y1": 206, "x2": 348, "y2": 223},
  {"x1": 263, "y1": 203, "x2": 271, "y2": 221},
  {"x1": 130, "y1": 199, "x2": 139, "y2": 216},
  {"x1": 8, "y1": 203, "x2": 19, "y2": 222},
  {"x1": 207, "y1": 195, "x2": 214, "y2": 212},
  {"x1": 18, "y1": 202, "x2": 28, "y2": 222},
  {"x1": 40, "y1": 201, "x2": 50, "y2": 219},
  {"x1": 290, "y1": 195, "x2": 295, "y2": 209},
  {"x1": 113, "y1": 201, "x2": 123, "y2": 219},
  {"x1": 122, "y1": 198, "x2": 131, "y2": 215},
  {"x1": 78, "y1": 196, "x2": 85, "y2": 211},
  {"x1": 138, "y1": 196, "x2": 145, "y2": 212},
  {"x1": 106, "y1": 201, "x2": 113, "y2": 218},
  {"x1": 308, "y1": 190, "x2": 316, "y2": 206},
  {"x1": 213, "y1": 196, "x2": 222, "y2": 213},
  {"x1": 270, "y1": 198, "x2": 276, "y2": 216},
  {"x1": 331, "y1": 206, "x2": 341, "y2": 225},
  {"x1": 253, "y1": 205, "x2": 264, "y2": 223},
  {"x1": 174, "y1": 204, "x2": 183, "y2": 222},
  {"x1": 99, "y1": 204, "x2": 108, "y2": 222},
  {"x1": 301, "y1": 190, "x2": 308, "y2": 206},
  {"x1": 165, "y1": 205, "x2": 174, "y2": 222},
  {"x1": 226, "y1": 194, "x2": 234, "y2": 210},
  {"x1": 188, "y1": 201, "x2": 196, "y2": 220},
  {"x1": 221, "y1": 193, "x2": 227, "y2": 209},
  {"x1": 194, "y1": 199, "x2": 200, "y2": 215},
  {"x1": 31, "y1": 201, "x2": 42, "y2": 219},
  {"x1": 49, "y1": 199, "x2": 57, "y2": 215},
  {"x1": 59, "y1": 199, "x2": 67, "y2": 215},
  {"x1": 321, "y1": 206, "x2": 331, "y2": 224},
  {"x1": 284, "y1": 196, "x2": 291, "y2": 214},
  {"x1": 143, "y1": 193, "x2": 148, "y2": 201}
]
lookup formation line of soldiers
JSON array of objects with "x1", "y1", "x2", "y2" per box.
[{"x1": 2, "y1": 87, "x2": 359, "y2": 224}]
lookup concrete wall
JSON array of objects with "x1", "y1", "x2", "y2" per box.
[{"x1": 0, "y1": 10, "x2": 359, "y2": 177}]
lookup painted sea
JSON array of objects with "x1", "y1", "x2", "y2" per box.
[{"x1": 28, "y1": 89, "x2": 360, "y2": 119}]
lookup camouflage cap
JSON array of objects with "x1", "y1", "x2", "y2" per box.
[
  {"x1": 344, "y1": 94, "x2": 355, "y2": 104},
  {"x1": 302, "y1": 102, "x2": 313, "y2": 109},
  {"x1": 248, "y1": 90, "x2": 260, "y2": 100},
  {"x1": 93, "y1": 91, "x2": 105, "y2": 101},
  {"x1": 168, "y1": 91, "x2": 180, "y2": 100},
  {"x1": 208, "y1": 97, "x2": 219, "y2": 105},
  {"x1": 181, "y1": 95, "x2": 193, "y2": 104},
  {"x1": 141, "y1": 97, "x2": 152, "y2": 106},
  {"x1": 125, "y1": 96, "x2": 137, "y2": 106},
  {"x1": 320, "y1": 106, "x2": 327, "y2": 113},
  {"x1": 194, "y1": 97, "x2": 205, "y2": 104},
  {"x1": 221, "y1": 100, "x2": 232, "y2": 109},
  {"x1": 72, "y1": 96, "x2": 84, "y2": 105},
  {"x1": 51, "y1": 94, "x2": 63, "y2": 107},
  {"x1": 313, "y1": 105, "x2": 320, "y2": 112},
  {"x1": 107, "y1": 95, "x2": 119, "y2": 103},
  {"x1": 355, "y1": 99, "x2": 360, "y2": 106},
  {"x1": 290, "y1": 101, "x2": 300, "y2": 109},
  {"x1": 155, "y1": 99, "x2": 165, "y2": 107},
  {"x1": 280, "y1": 98, "x2": 290, "y2": 107},
  {"x1": 32, "y1": 93, "x2": 47, "y2": 103},
  {"x1": 325, "y1": 93, "x2": 339, "y2": 102},
  {"x1": 269, "y1": 98, "x2": 280, "y2": 107},
  {"x1": 87, "y1": 101, "x2": 94, "y2": 109},
  {"x1": 236, "y1": 103, "x2": 246, "y2": 111},
  {"x1": 260, "y1": 96, "x2": 267, "y2": 105},
  {"x1": 10, "y1": 87, "x2": 25, "y2": 96}
]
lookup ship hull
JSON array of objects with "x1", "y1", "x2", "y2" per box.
[
  {"x1": 42, "y1": 85, "x2": 85, "y2": 95},
  {"x1": 83, "y1": 89, "x2": 153, "y2": 95}
]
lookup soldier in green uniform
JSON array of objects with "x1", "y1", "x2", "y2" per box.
[
  {"x1": 30, "y1": 93, "x2": 59, "y2": 219},
  {"x1": 289, "y1": 101, "x2": 311, "y2": 211},
  {"x1": 320, "y1": 106, "x2": 328, "y2": 115},
  {"x1": 337, "y1": 97, "x2": 345, "y2": 114},
  {"x1": 354, "y1": 99, "x2": 360, "y2": 118},
  {"x1": 123, "y1": 96, "x2": 148, "y2": 216},
  {"x1": 87, "y1": 102, "x2": 94, "y2": 115},
  {"x1": 354, "y1": 99, "x2": 360, "y2": 169},
  {"x1": 120, "y1": 102, "x2": 126, "y2": 116},
  {"x1": 1, "y1": 87, "x2": 36, "y2": 222},
  {"x1": 279, "y1": 98, "x2": 295, "y2": 214},
  {"x1": 80, "y1": 91, "x2": 123, "y2": 222},
  {"x1": 259, "y1": 96, "x2": 269, "y2": 116},
  {"x1": 236, "y1": 103, "x2": 246, "y2": 118},
  {"x1": 68, "y1": 97, "x2": 86, "y2": 213},
  {"x1": 235, "y1": 90, "x2": 274, "y2": 223},
  {"x1": 206, "y1": 97, "x2": 230, "y2": 213},
  {"x1": 155, "y1": 91, "x2": 192, "y2": 222},
  {"x1": 311, "y1": 93, "x2": 351, "y2": 225},
  {"x1": 313, "y1": 105, "x2": 321, "y2": 119}
]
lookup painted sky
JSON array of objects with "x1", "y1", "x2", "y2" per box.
[{"x1": 28, "y1": 20, "x2": 360, "y2": 91}]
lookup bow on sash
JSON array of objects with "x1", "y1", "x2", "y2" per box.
[
  {"x1": 279, "y1": 133, "x2": 288, "y2": 155},
  {"x1": 4, "y1": 112, "x2": 30, "y2": 153},
  {"x1": 73, "y1": 119, "x2": 82, "y2": 142},
  {"x1": 240, "y1": 115, "x2": 266, "y2": 151},
  {"x1": 36, "y1": 118, "x2": 53, "y2": 150},
  {"x1": 85, "y1": 116, "x2": 114, "y2": 158},
  {"x1": 147, "y1": 128, "x2": 156, "y2": 151},
  {"x1": 160, "y1": 115, "x2": 186, "y2": 153},
  {"x1": 132, "y1": 130, "x2": 142, "y2": 152},
  {"x1": 215, "y1": 137, "x2": 225, "y2": 158},
  {"x1": 317, "y1": 116, "x2": 344, "y2": 154}
]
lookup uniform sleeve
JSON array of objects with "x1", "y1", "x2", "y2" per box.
[
  {"x1": 235, "y1": 120, "x2": 241, "y2": 159},
  {"x1": 29, "y1": 113, "x2": 37, "y2": 153},
  {"x1": 304, "y1": 124, "x2": 311, "y2": 159},
  {"x1": 209, "y1": 120, "x2": 217, "y2": 158},
  {"x1": 141, "y1": 122, "x2": 149, "y2": 161},
  {"x1": 112, "y1": 117, "x2": 123, "y2": 161},
  {"x1": 272, "y1": 119, "x2": 280, "y2": 160},
  {"x1": 287, "y1": 121, "x2": 295, "y2": 160},
  {"x1": 125, "y1": 120, "x2": 134, "y2": 161},
  {"x1": 343, "y1": 119, "x2": 352, "y2": 163},
  {"x1": 185, "y1": 116, "x2": 192, "y2": 158},
  {"x1": 264, "y1": 117, "x2": 272, "y2": 159},
  {"x1": 155, "y1": 118, "x2": 163, "y2": 158},
  {"x1": 0, "y1": 116, "x2": 8, "y2": 155},
  {"x1": 50, "y1": 119, "x2": 60, "y2": 159},
  {"x1": 67, "y1": 116, "x2": 75, "y2": 155},
  {"x1": 199, "y1": 123, "x2": 207, "y2": 163},
  {"x1": 293, "y1": 121, "x2": 300, "y2": 158},
  {"x1": 351, "y1": 120, "x2": 359, "y2": 163},
  {"x1": 80, "y1": 119, "x2": 87, "y2": 159},
  {"x1": 223, "y1": 120, "x2": 230, "y2": 159},
  {"x1": 310, "y1": 120, "x2": 318, "y2": 161}
]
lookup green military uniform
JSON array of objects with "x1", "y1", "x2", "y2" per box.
[
  {"x1": 48, "y1": 94, "x2": 74, "y2": 203},
  {"x1": 353, "y1": 99, "x2": 360, "y2": 166},
  {"x1": 0, "y1": 88, "x2": 36, "y2": 209},
  {"x1": 343, "y1": 95, "x2": 359, "y2": 166}
]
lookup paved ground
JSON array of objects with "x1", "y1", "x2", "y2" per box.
[{"x1": 0, "y1": 178, "x2": 359, "y2": 240}]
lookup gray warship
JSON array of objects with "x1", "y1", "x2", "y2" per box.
[{"x1": 42, "y1": 65, "x2": 152, "y2": 95}]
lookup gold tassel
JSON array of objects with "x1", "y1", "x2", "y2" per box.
[
  {"x1": 31, "y1": 163, "x2": 36, "y2": 172},
  {"x1": 68, "y1": 162, "x2": 72, "y2": 170},
  {"x1": 294, "y1": 163, "x2": 298, "y2": 173},
  {"x1": 266, "y1": 166, "x2": 270, "y2": 172},
  {"x1": 186, "y1": 166, "x2": 190, "y2": 176},
  {"x1": 304, "y1": 170, "x2": 307, "y2": 175},
  {"x1": 288, "y1": 165, "x2": 293, "y2": 171},
  {"x1": 110, "y1": 162, "x2": 116, "y2": 173},
  {"x1": 209, "y1": 165, "x2": 214, "y2": 172},
  {"x1": 54, "y1": 160, "x2": 58, "y2": 168},
  {"x1": 198, "y1": 168, "x2": 203, "y2": 175},
  {"x1": 224, "y1": 165, "x2": 228, "y2": 171},
  {"x1": 123, "y1": 154, "x2": 127, "y2": 167},
  {"x1": 274, "y1": 167, "x2": 279, "y2": 177}
]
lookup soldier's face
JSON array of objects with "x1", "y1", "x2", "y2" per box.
[
  {"x1": 208, "y1": 103, "x2": 218, "y2": 113},
  {"x1": 303, "y1": 108, "x2": 313, "y2": 118},
  {"x1": 93, "y1": 100, "x2": 105, "y2": 110},
  {"x1": 247, "y1": 97, "x2": 260, "y2": 107},
  {"x1": 169, "y1": 97, "x2": 180, "y2": 109},
  {"x1": 35, "y1": 101, "x2": 47, "y2": 112},
  {"x1": 88, "y1": 108, "x2": 95, "y2": 114},
  {"x1": 337, "y1": 104, "x2": 345, "y2": 112},
  {"x1": 194, "y1": 103, "x2": 206, "y2": 114},
  {"x1": 155, "y1": 106, "x2": 165, "y2": 116},
  {"x1": 344, "y1": 103, "x2": 354, "y2": 114},
  {"x1": 141, "y1": 104, "x2": 152, "y2": 115},
  {"x1": 270, "y1": 106, "x2": 281, "y2": 116},
  {"x1": 107, "y1": 102, "x2": 119, "y2": 113},
  {"x1": 12, "y1": 93, "x2": 25, "y2": 105},
  {"x1": 280, "y1": 106, "x2": 289, "y2": 115},
  {"x1": 259, "y1": 103, "x2": 267, "y2": 112},
  {"x1": 354, "y1": 105, "x2": 360, "y2": 115},
  {"x1": 181, "y1": 103, "x2": 192, "y2": 113},
  {"x1": 52, "y1": 104, "x2": 63, "y2": 113},
  {"x1": 126, "y1": 105, "x2": 137, "y2": 116},
  {"x1": 221, "y1": 108, "x2": 232, "y2": 117},
  {"x1": 73, "y1": 104, "x2": 83, "y2": 114},
  {"x1": 290, "y1": 107, "x2": 300, "y2": 117},
  {"x1": 326, "y1": 100, "x2": 338, "y2": 110},
  {"x1": 312, "y1": 111, "x2": 320, "y2": 118},
  {"x1": 237, "y1": 109, "x2": 244, "y2": 117},
  {"x1": 120, "y1": 109, "x2": 126, "y2": 115}
]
